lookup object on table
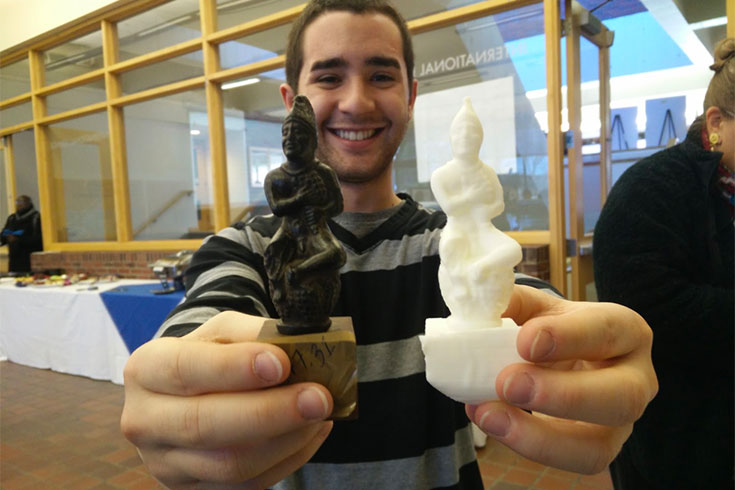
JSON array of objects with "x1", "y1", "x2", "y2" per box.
[{"x1": 149, "y1": 250, "x2": 193, "y2": 294}]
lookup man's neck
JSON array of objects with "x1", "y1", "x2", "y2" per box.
[{"x1": 340, "y1": 179, "x2": 401, "y2": 213}]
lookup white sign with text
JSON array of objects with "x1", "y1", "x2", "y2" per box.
[{"x1": 414, "y1": 77, "x2": 516, "y2": 182}]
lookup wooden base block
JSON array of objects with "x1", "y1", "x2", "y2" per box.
[{"x1": 258, "y1": 317, "x2": 357, "y2": 420}]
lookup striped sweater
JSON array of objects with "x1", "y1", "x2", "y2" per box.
[{"x1": 160, "y1": 194, "x2": 553, "y2": 490}]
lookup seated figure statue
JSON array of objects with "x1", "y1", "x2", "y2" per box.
[
  {"x1": 264, "y1": 95, "x2": 346, "y2": 334},
  {"x1": 430, "y1": 97, "x2": 522, "y2": 330}
]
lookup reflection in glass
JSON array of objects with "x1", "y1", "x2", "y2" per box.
[
  {"x1": 118, "y1": 0, "x2": 201, "y2": 61},
  {"x1": 46, "y1": 80, "x2": 106, "y2": 116},
  {"x1": 216, "y1": 0, "x2": 302, "y2": 31},
  {"x1": 11, "y1": 131, "x2": 38, "y2": 210},
  {"x1": 124, "y1": 90, "x2": 207, "y2": 240},
  {"x1": 48, "y1": 114, "x2": 113, "y2": 242},
  {"x1": 120, "y1": 51, "x2": 204, "y2": 95},
  {"x1": 406, "y1": 3, "x2": 549, "y2": 231},
  {"x1": 0, "y1": 58, "x2": 31, "y2": 99},
  {"x1": 0, "y1": 146, "x2": 7, "y2": 221},
  {"x1": 0, "y1": 102, "x2": 33, "y2": 130},
  {"x1": 221, "y1": 74, "x2": 287, "y2": 222},
  {"x1": 219, "y1": 24, "x2": 289, "y2": 70},
  {"x1": 44, "y1": 30, "x2": 103, "y2": 86}
]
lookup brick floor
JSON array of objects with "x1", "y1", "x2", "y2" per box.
[
  {"x1": 1, "y1": 361, "x2": 613, "y2": 489},
  {"x1": 0, "y1": 361, "x2": 163, "y2": 489}
]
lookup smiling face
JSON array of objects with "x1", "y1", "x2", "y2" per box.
[{"x1": 281, "y1": 11, "x2": 417, "y2": 187}]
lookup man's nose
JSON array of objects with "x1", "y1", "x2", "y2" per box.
[{"x1": 338, "y1": 79, "x2": 375, "y2": 115}]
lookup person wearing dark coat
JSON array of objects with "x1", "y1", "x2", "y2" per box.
[
  {"x1": 1, "y1": 195, "x2": 43, "y2": 273},
  {"x1": 594, "y1": 37, "x2": 735, "y2": 490}
]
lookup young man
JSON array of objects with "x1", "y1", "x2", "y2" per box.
[{"x1": 121, "y1": 1, "x2": 658, "y2": 489}]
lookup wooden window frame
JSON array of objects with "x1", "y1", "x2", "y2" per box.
[{"x1": 0, "y1": 0, "x2": 567, "y2": 290}]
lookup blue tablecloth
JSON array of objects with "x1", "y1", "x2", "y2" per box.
[{"x1": 100, "y1": 284, "x2": 185, "y2": 354}]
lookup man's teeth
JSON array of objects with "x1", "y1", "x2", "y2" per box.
[{"x1": 335, "y1": 129, "x2": 377, "y2": 141}]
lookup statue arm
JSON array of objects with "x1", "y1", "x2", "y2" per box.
[
  {"x1": 264, "y1": 170, "x2": 307, "y2": 216},
  {"x1": 317, "y1": 163, "x2": 344, "y2": 217},
  {"x1": 471, "y1": 237, "x2": 522, "y2": 278}
]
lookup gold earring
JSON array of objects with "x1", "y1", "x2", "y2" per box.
[{"x1": 709, "y1": 132, "x2": 721, "y2": 148}]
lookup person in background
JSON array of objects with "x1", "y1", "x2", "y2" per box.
[
  {"x1": 594, "y1": 37, "x2": 734, "y2": 490},
  {"x1": 120, "y1": 1, "x2": 658, "y2": 488},
  {"x1": 1, "y1": 195, "x2": 42, "y2": 274}
]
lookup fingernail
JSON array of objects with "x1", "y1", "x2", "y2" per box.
[
  {"x1": 253, "y1": 351, "x2": 283, "y2": 383},
  {"x1": 503, "y1": 372, "x2": 535, "y2": 405},
  {"x1": 297, "y1": 388, "x2": 329, "y2": 420},
  {"x1": 530, "y1": 329, "x2": 555, "y2": 360},
  {"x1": 479, "y1": 409, "x2": 510, "y2": 437}
]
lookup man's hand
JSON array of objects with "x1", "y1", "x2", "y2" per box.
[
  {"x1": 465, "y1": 285, "x2": 658, "y2": 474},
  {"x1": 121, "y1": 311, "x2": 334, "y2": 489}
]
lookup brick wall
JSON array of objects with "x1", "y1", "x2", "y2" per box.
[
  {"x1": 30, "y1": 250, "x2": 180, "y2": 279},
  {"x1": 516, "y1": 244, "x2": 550, "y2": 282},
  {"x1": 29, "y1": 244, "x2": 551, "y2": 282}
]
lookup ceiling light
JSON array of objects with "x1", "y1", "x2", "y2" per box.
[
  {"x1": 222, "y1": 78, "x2": 261, "y2": 90},
  {"x1": 190, "y1": 129, "x2": 201, "y2": 136},
  {"x1": 689, "y1": 17, "x2": 727, "y2": 31}
]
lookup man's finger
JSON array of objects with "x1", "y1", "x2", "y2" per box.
[
  {"x1": 159, "y1": 422, "x2": 333, "y2": 485},
  {"x1": 123, "y1": 383, "x2": 333, "y2": 448},
  {"x1": 495, "y1": 362, "x2": 654, "y2": 426},
  {"x1": 468, "y1": 402, "x2": 632, "y2": 475},
  {"x1": 511, "y1": 295, "x2": 652, "y2": 363},
  {"x1": 125, "y1": 336, "x2": 291, "y2": 396}
]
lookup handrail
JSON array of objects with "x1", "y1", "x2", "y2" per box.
[{"x1": 133, "y1": 189, "x2": 193, "y2": 238}]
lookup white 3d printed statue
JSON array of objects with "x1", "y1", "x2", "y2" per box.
[{"x1": 420, "y1": 97, "x2": 526, "y2": 404}]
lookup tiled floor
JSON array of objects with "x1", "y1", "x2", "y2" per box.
[{"x1": 1, "y1": 361, "x2": 613, "y2": 489}]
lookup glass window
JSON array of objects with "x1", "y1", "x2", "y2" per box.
[
  {"x1": 43, "y1": 30, "x2": 104, "y2": 86},
  {"x1": 46, "y1": 79, "x2": 107, "y2": 116},
  {"x1": 221, "y1": 73, "x2": 287, "y2": 222},
  {"x1": 12, "y1": 131, "x2": 38, "y2": 210},
  {"x1": 48, "y1": 113, "x2": 114, "y2": 242},
  {"x1": 216, "y1": 0, "x2": 303, "y2": 31},
  {"x1": 0, "y1": 102, "x2": 33, "y2": 130},
  {"x1": 579, "y1": 35, "x2": 602, "y2": 235},
  {"x1": 0, "y1": 145, "x2": 7, "y2": 221},
  {"x1": 118, "y1": 0, "x2": 201, "y2": 61},
  {"x1": 394, "y1": 0, "x2": 484, "y2": 21},
  {"x1": 124, "y1": 90, "x2": 208, "y2": 240},
  {"x1": 406, "y1": 3, "x2": 549, "y2": 231},
  {"x1": 219, "y1": 24, "x2": 289, "y2": 70},
  {"x1": 120, "y1": 51, "x2": 204, "y2": 95},
  {"x1": 0, "y1": 58, "x2": 31, "y2": 100}
]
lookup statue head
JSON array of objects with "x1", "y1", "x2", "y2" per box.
[
  {"x1": 450, "y1": 97, "x2": 483, "y2": 162},
  {"x1": 282, "y1": 95, "x2": 318, "y2": 167}
]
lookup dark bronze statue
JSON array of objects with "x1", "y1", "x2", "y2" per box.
[{"x1": 264, "y1": 95, "x2": 346, "y2": 335}]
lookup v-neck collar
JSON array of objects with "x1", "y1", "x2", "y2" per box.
[{"x1": 328, "y1": 193, "x2": 418, "y2": 254}]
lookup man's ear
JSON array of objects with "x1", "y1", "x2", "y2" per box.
[
  {"x1": 280, "y1": 83, "x2": 296, "y2": 112},
  {"x1": 705, "y1": 106, "x2": 723, "y2": 133},
  {"x1": 407, "y1": 79, "x2": 418, "y2": 120}
]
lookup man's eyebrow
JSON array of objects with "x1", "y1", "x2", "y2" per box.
[
  {"x1": 309, "y1": 57, "x2": 347, "y2": 72},
  {"x1": 309, "y1": 56, "x2": 401, "y2": 72},
  {"x1": 366, "y1": 56, "x2": 401, "y2": 70}
]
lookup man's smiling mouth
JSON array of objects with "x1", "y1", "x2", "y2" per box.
[{"x1": 331, "y1": 128, "x2": 382, "y2": 141}]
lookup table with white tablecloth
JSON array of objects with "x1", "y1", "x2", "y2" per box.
[{"x1": 0, "y1": 279, "x2": 184, "y2": 384}]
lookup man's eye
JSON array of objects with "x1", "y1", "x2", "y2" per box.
[
  {"x1": 316, "y1": 74, "x2": 340, "y2": 85},
  {"x1": 372, "y1": 73, "x2": 396, "y2": 83}
]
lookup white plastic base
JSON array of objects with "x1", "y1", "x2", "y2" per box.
[{"x1": 420, "y1": 317, "x2": 525, "y2": 404}]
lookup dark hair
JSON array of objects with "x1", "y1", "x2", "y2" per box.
[
  {"x1": 704, "y1": 37, "x2": 735, "y2": 119},
  {"x1": 285, "y1": 0, "x2": 414, "y2": 98}
]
